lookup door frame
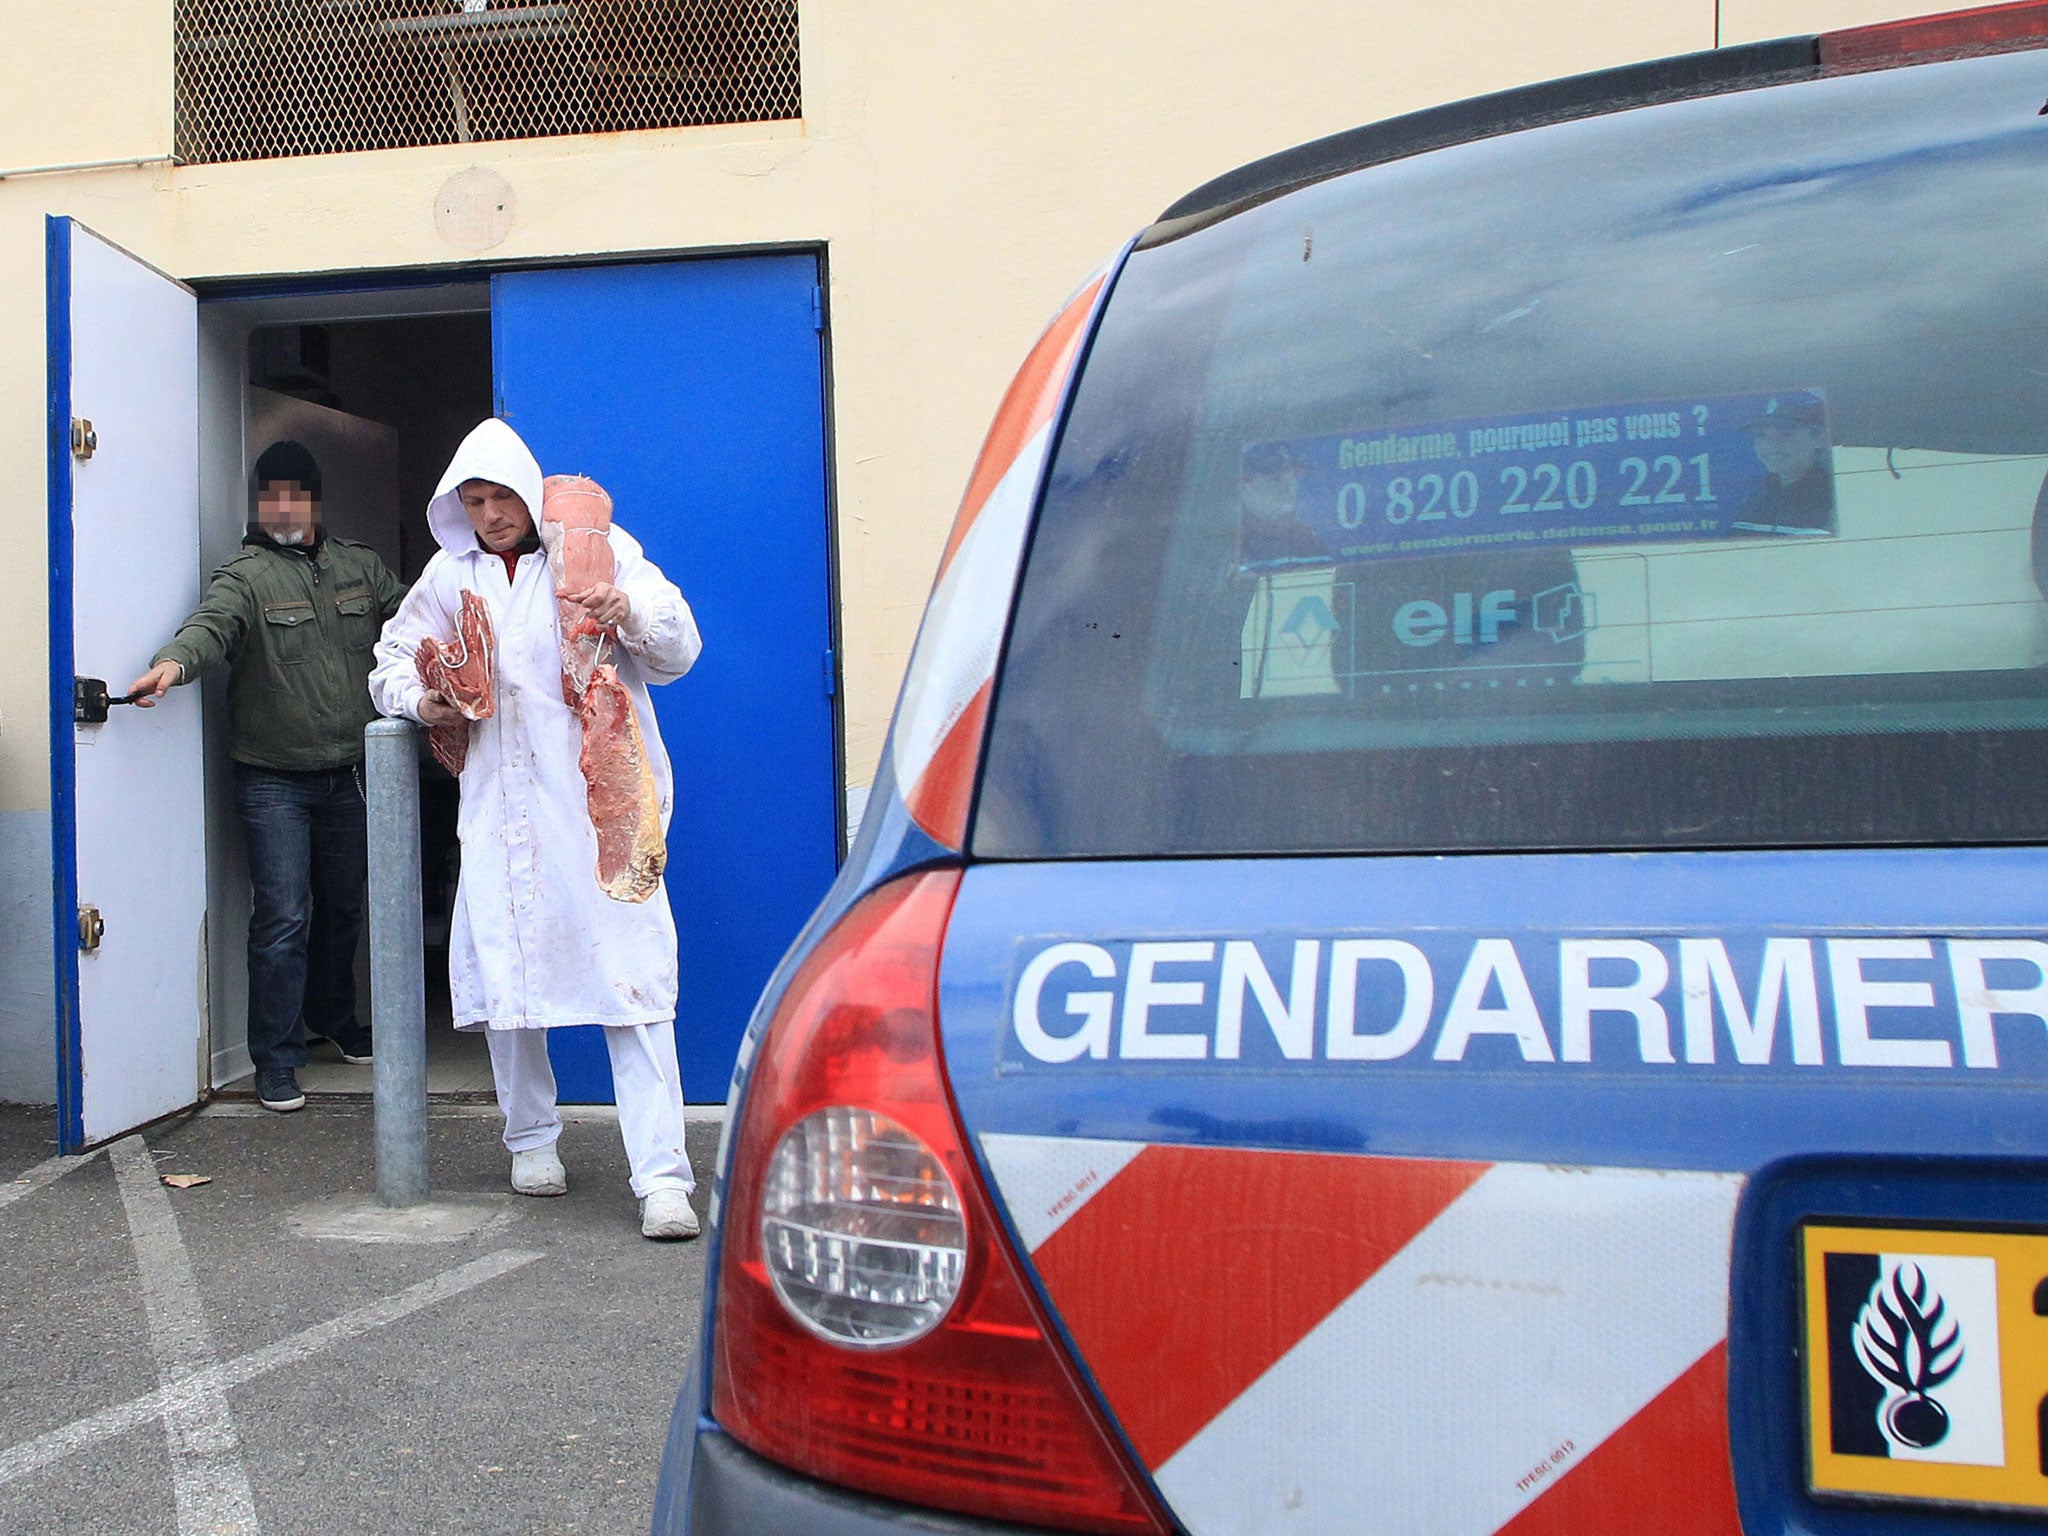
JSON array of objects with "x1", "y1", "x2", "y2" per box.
[{"x1": 178, "y1": 245, "x2": 847, "y2": 1107}]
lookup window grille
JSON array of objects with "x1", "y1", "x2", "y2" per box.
[{"x1": 175, "y1": 0, "x2": 800, "y2": 164}]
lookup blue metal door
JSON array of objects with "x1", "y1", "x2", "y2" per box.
[{"x1": 492, "y1": 254, "x2": 839, "y2": 1102}]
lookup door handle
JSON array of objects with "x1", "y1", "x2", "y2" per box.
[{"x1": 74, "y1": 677, "x2": 146, "y2": 724}]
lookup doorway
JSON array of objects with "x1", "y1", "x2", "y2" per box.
[
  {"x1": 199, "y1": 289, "x2": 497, "y2": 1097},
  {"x1": 183, "y1": 253, "x2": 840, "y2": 1112}
]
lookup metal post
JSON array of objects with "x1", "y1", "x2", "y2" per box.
[{"x1": 366, "y1": 718, "x2": 428, "y2": 1208}]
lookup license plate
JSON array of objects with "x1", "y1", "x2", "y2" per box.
[{"x1": 1802, "y1": 1222, "x2": 2048, "y2": 1514}]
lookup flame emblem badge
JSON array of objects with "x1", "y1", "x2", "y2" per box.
[
  {"x1": 1809, "y1": 1232, "x2": 2017, "y2": 1493},
  {"x1": 1853, "y1": 1263, "x2": 1964, "y2": 1449}
]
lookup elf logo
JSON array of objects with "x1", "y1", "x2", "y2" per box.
[
  {"x1": 1392, "y1": 589, "x2": 1520, "y2": 647},
  {"x1": 1391, "y1": 584, "x2": 1598, "y2": 648},
  {"x1": 1822, "y1": 1252, "x2": 2005, "y2": 1466}
]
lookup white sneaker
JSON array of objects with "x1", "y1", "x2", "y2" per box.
[
  {"x1": 640, "y1": 1188, "x2": 700, "y2": 1240},
  {"x1": 510, "y1": 1146, "x2": 567, "y2": 1197}
]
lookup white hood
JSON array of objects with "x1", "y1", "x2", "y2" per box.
[{"x1": 427, "y1": 418, "x2": 546, "y2": 555}]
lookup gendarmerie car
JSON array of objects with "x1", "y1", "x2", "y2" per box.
[{"x1": 657, "y1": 9, "x2": 2048, "y2": 1534}]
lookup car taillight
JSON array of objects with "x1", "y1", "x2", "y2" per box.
[
  {"x1": 711, "y1": 871, "x2": 1171, "y2": 1535},
  {"x1": 760, "y1": 1106, "x2": 967, "y2": 1347},
  {"x1": 1821, "y1": 0, "x2": 2048, "y2": 70}
]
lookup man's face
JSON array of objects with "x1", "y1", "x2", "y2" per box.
[
  {"x1": 1750, "y1": 422, "x2": 1825, "y2": 483},
  {"x1": 256, "y1": 481, "x2": 319, "y2": 545},
  {"x1": 459, "y1": 479, "x2": 534, "y2": 552}
]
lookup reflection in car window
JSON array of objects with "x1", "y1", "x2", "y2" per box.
[{"x1": 978, "y1": 50, "x2": 2048, "y2": 858}]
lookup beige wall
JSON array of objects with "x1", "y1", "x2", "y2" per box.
[
  {"x1": 0, "y1": 0, "x2": 172, "y2": 172},
  {"x1": 0, "y1": 0, "x2": 1940, "y2": 819}
]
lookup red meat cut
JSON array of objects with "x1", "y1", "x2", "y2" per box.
[
  {"x1": 541, "y1": 474, "x2": 667, "y2": 903},
  {"x1": 416, "y1": 589, "x2": 495, "y2": 775},
  {"x1": 541, "y1": 474, "x2": 617, "y2": 703},
  {"x1": 576, "y1": 666, "x2": 666, "y2": 904}
]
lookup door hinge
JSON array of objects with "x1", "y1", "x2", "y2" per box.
[
  {"x1": 70, "y1": 417, "x2": 97, "y2": 461},
  {"x1": 823, "y1": 647, "x2": 836, "y2": 697},
  {"x1": 78, "y1": 904, "x2": 103, "y2": 955},
  {"x1": 810, "y1": 285, "x2": 825, "y2": 334}
]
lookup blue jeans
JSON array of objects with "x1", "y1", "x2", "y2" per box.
[{"x1": 232, "y1": 763, "x2": 369, "y2": 1074}]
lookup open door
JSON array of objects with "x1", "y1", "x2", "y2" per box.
[
  {"x1": 47, "y1": 218, "x2": 207, "y2": 1150},
  {"x1": 493, "y1": 254, "x2": 840, "y2": 1103}
]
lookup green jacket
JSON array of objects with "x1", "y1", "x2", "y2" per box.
[{"x1": 153, "y1": 537, "x2": 406, "y2": 771}]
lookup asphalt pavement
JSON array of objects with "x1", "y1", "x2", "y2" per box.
[{"x1": 0, "y1": 1099, "x2": 720, "y2": 1535}]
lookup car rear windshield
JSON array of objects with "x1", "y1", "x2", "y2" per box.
[{"x1": 976, "y1": 49, "x2": 2048, "y2": 859}]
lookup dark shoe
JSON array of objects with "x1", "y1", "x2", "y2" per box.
[
  {"x1": 255, "y1": 1067, "x2": 305, "y2": 1113},
  {"x1": 307, "y1": 1030, "x2": 373, "y2": 1066}
]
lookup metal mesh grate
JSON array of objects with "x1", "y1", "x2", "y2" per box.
[{"x1": 176, "y1": 0, "x2": 800, "y2": 164}]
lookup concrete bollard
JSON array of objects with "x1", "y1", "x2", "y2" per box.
[{"x1": 365, "y1": 717, "x2": 428, "y2": 1208}]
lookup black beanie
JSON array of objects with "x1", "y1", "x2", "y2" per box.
[{"x1": 251, "y1": 440, "x2": 321, "y2": 511}]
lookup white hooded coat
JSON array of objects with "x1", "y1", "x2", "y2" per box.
[{"x1": 370, "y1": 419, "x2": 703, "y2": 1029}]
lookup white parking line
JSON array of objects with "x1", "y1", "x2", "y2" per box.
[
  {"x1": 0, "y1": 1246, "x2": 544, "y2": 1492},
  {"x1": 0, "y1": 1148, "x2": 103, "y2": 1215},
  {"x1": 109, "y1": 1135, "x2": 262, "y2": 1536}
]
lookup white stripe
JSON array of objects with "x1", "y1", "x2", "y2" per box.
[
  {"x1": 1156, "y1": 1163, "x2": 1743, "y2": 1536},
  {"x1": 890, "y1": 420, "x2": 1052, "y2": 795},
  {"x1": 109, "y1": 1136, "x2": 261, "y2": 1535},
  {"x1": 979, "y1": 1133, "x2": 1145, "y2": 1251},
  {"x1": 0, "y1": 1247, "x2": 543, "y2": 1491},
  {"x1": 0, "y1": 1149, "x2": 103, "y2": 1215}
]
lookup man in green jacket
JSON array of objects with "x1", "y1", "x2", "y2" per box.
[{"x1": 128, "y1": 441, "x2": 405, "y2": 1112}]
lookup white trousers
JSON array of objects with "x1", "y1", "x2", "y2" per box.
[{"x1": 487, "y1": 1023, "x2": 694, "y2": 1198}]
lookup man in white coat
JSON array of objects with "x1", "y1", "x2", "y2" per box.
[{"x1": 371, "y1": 419, "x2": 704, "y2": 1239}]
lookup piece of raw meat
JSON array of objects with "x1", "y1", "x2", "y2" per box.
[
  {"x1": 577, "y1": 665, "x2": 666, "y2": 903},
  {"x1": 540, "y1": 474, "x2": 667, "y2": 903},
  {"x1": 416, "y1": 589, "x2": 495, "y2": 775},
  {"x1": 540, "y1": 475, "x2": 617, "y2": 703}
]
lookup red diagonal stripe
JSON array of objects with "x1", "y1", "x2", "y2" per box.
[
  {"x1": 1029, "y1": 1146, "x2": 1487, "y2": 1469},
  {"x1": 1494, "y1": 1343, "x2": 1740, "y2": 1536},
  {"x1": 901, "y1": 678, "x2": 990, "y2": 845}
]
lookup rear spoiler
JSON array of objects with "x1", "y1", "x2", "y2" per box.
[{"x1": 1145, "y1": 0, "x2": 2048, "y2": 245}]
